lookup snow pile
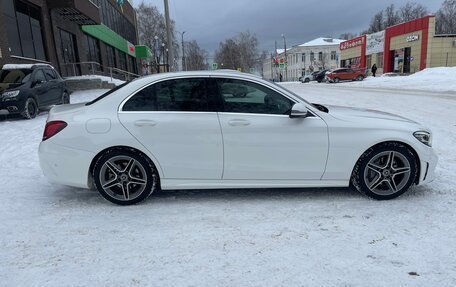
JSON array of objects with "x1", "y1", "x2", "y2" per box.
[
  {"x1": 338, "y1": 67, "x2": 456, "y2": 93},
  {"x1": 65, "y1": 75, "x2": 126, "y2": 86}
]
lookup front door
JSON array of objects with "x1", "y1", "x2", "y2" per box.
[
  {"x1": 118, "y1": 78, "x2": 223, "y2": 179},
  {"x1": 214, "y1": 78, "x2": 329, "y2": 180},
  {"x1": 403, "y1": 47, "x2": 411, "y2": 73}
]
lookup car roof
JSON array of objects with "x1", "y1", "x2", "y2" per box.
[
  {"x1": 132, "y1": 70, "x2": 264, "y2": 86},
  {"x1": 2, "y1": 64, "x2": 54, "y2": 70}
]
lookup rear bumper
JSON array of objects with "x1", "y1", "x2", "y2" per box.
[{"x1": 39, "y1": 140, "x2": 95, "y2": 189}]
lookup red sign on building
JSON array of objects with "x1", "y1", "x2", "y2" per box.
[{"x1": 340, "y1": 36, "x2": 365, "y2": 51}]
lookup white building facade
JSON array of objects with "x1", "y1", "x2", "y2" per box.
[{"x1": 263, "y1": 38, "x2": 344, "y2": 81}]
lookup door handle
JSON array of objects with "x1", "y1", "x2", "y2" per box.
[
  {"x1": 134, "y1": 120, "x2": 157, "y2": 127},
  {"x1": 228, "y1": 119, "x2": 250, "y2": 126}
]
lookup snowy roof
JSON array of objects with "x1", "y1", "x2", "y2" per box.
[
  {"x1": 2, "y1": 64, "x2": 53, "y2": 70},
  {"x1": 299, "y1": 37, "x2": 345, "y2": 47}
]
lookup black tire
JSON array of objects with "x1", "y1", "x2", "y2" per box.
[
  {"x1": 304, "y1": 78, "x2": 310, "y2": 83},
  {"x1": 22, "y1": 98, "x2": 38, "y2": 119},
  {"x1": 356, "y1": 75, "x2": 364, "y2": 81},
  {"x1": 351, "y1": 142, "x2": 418, "y2": 200},
  {"x1": 93, "y1": 148, "x2": 159, "y2": 205},
  {"x1": 61, "y1": 92, "x2": 70, "y2": 104},
  {"x1": 333, "y1": 77, "x2": 340, "y2": 83}
]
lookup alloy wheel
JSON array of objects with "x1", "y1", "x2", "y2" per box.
[{"x1": 363, "y1": 151, "x2": 411, "y2": 196}]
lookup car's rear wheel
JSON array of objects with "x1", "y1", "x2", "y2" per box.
[
  {"x1": 356, "y1": 75, "x2": 364, "y2": 81},
  {"x1": 93, "y1": 148, "x2": 159, "y2": 205},
  {"x1": 351, "y1": 143, "x2": 418, "y2": 200},
  {"x1": 22, "y1": 98, "x2": 38, "y2": 119},
  {"x1": 333, "y1": 77, "x2": 340, "y2": 83},
  {"x1": 304, "y1": 78, "x2": 310, "y2": 83},
  {"x1": 62, "y1": 92, "x2": 70, "y2": 104}
]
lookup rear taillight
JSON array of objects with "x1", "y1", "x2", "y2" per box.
[{"x1": 43, "y1": 121, "x2": 67, "y2": 141}]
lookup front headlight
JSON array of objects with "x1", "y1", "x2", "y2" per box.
[
  {"x1": 414, "y1": 131, "x2": 432, "y2": 147},
  {"x1": 2, "y1": 90, "x2": 20, "y2": 99}
]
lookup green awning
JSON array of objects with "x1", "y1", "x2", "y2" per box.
[
  {"x1": 81, "y1": 24, "x2": 136, "y2": 57},
  {"x1": 135, "y1": 45, "x2": 153, "y2": 59}
]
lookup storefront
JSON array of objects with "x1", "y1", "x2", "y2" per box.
[
  {"x1": 339, "y1": 16, "x2": 456, "y2": 75},
  {"x1": 340, "y1": 35, "x2": 366, "y2": 69}
]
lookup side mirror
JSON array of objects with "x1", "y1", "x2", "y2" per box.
[
  {"x1": 290, "y1": 103, "x2": 309, "y2": 118},
  {"x1": 33, "y1": 79, "x2": 43, "y2": 86}
]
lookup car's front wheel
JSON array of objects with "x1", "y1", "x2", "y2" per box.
[
  {"x1": 352, "y1": 142, "x2": 418, "y2": 200},
  {"x1": 22, "y1": 98, "x2": 38, "y2": 119},
  {"x1": 93, "y1": 148, "x2": 159, "y2": 205},
  {"x1": 356, "y1": 75, "x2": 364, "y2": 81},
  {"x1": 304, "y1": 78, "x2": 310, "y2": 83}
]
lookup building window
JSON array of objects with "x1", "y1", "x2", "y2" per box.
[
  {"x1": 5, "y1": 0, "x2": 46, "y2": 60},
  {"x1": 331, "y1": 51, "x2": 337, "y2": 60},
  {"x1": 59, "y1": 28, "x2": 79, "y2": 76},
  {"x1": 310, "y1": 52, "x2": 315, "y2": 61},
  {"x1": 318, "y1": 52, "x2": 323, "y2": 61},
  {"x1": 302, "y1": 53, "x2": 305, "y2": 63},
  {"x1": 99, "y1": 0, "x2": 137, "y2": 44},
  {"x1": 377, "y1": 53, "x2": 384, "y2": 69},
  {"x1": 85, "y1": 34, "x2": 102, "y2": 71},
  {"x1": 106, "y1": 45, "x2": 117, "y2": 68},
  {"x1": 119, "y1": 51, "x2": 127, "y2": 71}
]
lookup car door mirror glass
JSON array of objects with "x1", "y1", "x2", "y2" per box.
[{"x1": 290, "y1": 103, "x2": 309, "y2": 118}]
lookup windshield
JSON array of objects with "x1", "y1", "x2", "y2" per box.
[
  {"x1": 85, "y1": 81, "x2": 130, "y2": 106},
  {"x1": 0, "y1": 69, "x2": 32, "y2": 84}
]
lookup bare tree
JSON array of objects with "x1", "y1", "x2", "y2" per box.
[
  {"x1": 384, "y1": 4, "x2": 400, "y2": 27},
  {"x1": 368, "y1": 11, "x2": 385, "y2": 33},
  {"x1": 185, "y1": 40, "x2": 208, "y2": 71},
  {"x1": 399, "y1": 2, "x2": 429, "y2": 22},
  {"x1": 436, "y1": 0, "x2": 456, "y2": 34},
  {"x1": 214, "y1": 31, "x2": 259, "y2": 72},
  {"x1": 136, "y1": 1, "x2": 178, "y2": 71}
]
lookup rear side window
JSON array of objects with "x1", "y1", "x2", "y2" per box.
[
  {"x1": 44, "y1": 69, "x2": 57, "y2": 80},
  {"x1": 122, "y1": 78, "x2": 215, "y2": 112}
]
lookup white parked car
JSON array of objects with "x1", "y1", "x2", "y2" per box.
[{"x1": 39, "y1": 71, "x2": 438, "y2": 205}]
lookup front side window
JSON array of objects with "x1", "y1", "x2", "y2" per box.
[
  {"x1": 123, "y1": 78, "x2": 214, "y2": 112},
  {"x1": 216, "y1": 78, "x2": 293, "y2": 115},
  {"x1": 34, "y1": 70, "x2": 46, "y2": 83},
  {"x1": 44, "y1": 69, "x2": 57, "y2": 80}
]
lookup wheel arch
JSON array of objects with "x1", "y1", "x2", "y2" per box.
[
  {"x1": 350, "y1": 140, "x2": 421, "y2": 185},
  {"x1": 88, "y1": 145, "x2": 162, "y2": 189}
]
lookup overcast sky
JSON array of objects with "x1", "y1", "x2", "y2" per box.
[{"x1": 141, "y1": 0, "x2": 442, "y2": 57}]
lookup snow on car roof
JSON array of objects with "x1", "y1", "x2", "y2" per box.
[{"x1": 2, "y1": 63, "x2": 53, "y2": 70}]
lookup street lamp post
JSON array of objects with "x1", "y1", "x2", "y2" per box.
[
  {"x1": 154, "y1": 35, "x2": 159, "y2": 73},
  {"x1": 282, "y1": 34, "x2": 287, "y2": 81},
  {"x1": 178, "y1": 31, "x2": 186, "y2": 71}
]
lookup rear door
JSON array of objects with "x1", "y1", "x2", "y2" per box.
[{"x1": 118, "y1": 77, "x2": 223, "y2": 179}]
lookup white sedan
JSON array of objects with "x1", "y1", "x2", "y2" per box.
[{"x1": 39, "y1": 71, "x2": 438, "y2": 205}]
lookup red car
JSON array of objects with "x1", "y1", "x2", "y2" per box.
[{"x1": 326, "y1": 68, "x2": 365, "y2": 83}]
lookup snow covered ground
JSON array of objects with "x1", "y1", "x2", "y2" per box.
[
  {"x1": 335, "y1": 67, "x2": 456, "y2": 93},
  {"x1": 1, "y1": 85, "x2": 456, "y2": 286},
  {"x1": 64, "y1": 75, "x2": 126, "y2": 86}
]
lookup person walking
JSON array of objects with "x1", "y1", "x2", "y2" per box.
[{"x1": 371, "y1": 64, "x2": 378, "y2": 77}]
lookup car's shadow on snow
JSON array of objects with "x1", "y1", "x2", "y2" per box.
[{"x1": 50, "y1": 184, "x2": 431, "y2": 207}]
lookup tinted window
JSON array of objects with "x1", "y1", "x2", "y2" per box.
[
  {"x1": 44, "y1": 69, "x2": 57, "y2": 80},
  {"x1": 34, "y1": 70, "x2": 46, "y2": 82},
  {"x1": 216, "y1": 79, "x2": 293, "y2": 115},
  {"x1": 123, "y1": 78, "x2": 213, "y2": 112}
]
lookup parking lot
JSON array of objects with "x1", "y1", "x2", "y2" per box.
[{"x1": 1, "y1": 84, "x2": 455, "y2": 286}]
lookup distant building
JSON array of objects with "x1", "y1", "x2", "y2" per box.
[
  {"x1": 340, "y1": 16, "x2": 456, "y2": 75},
  {"x1": 0, "y1": 0, "x2": 142, "y2": 78},
  {"x1": 263, "y1": 38, "x2": 344, "y2": 82}
]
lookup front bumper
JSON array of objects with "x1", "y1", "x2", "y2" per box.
[
  {"x1": 418, "y1": 147, "x2": 438, "y2": 184},
  {"x1": 39, "y1": 140, "x2": 95, "y2": 189}
]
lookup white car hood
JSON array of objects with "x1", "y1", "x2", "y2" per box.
[{"x1": 326, "y1": 105, "x2": 418, "y2": 124}]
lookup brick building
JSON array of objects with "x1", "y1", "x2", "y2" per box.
[{"x1": 0, "y1": 0, "x2": 142, "y2": 78}]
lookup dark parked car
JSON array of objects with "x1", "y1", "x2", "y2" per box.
[
  {"x1": 314, "y1": 70, "x2": 329, "y2": 83},
  {"x1": 0, "y1": 64, "x2": 69, "y2": 119}
]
